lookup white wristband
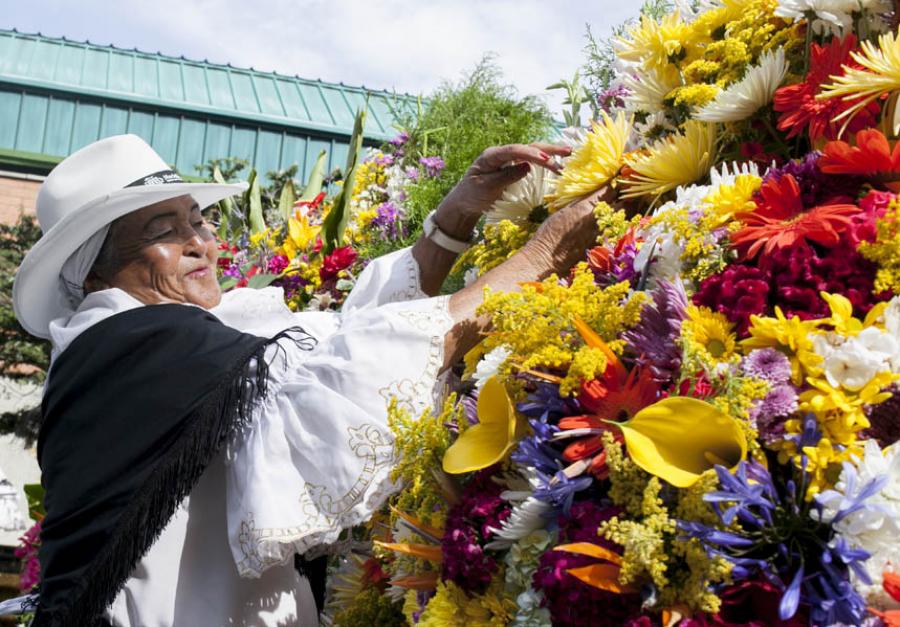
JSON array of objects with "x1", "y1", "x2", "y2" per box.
[{"x1": 423, "y1": 210, "x2": 475, "y2": 254}]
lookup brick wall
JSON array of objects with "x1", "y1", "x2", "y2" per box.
[{"x1": 0, "y1": 173, "x2": 41, "y2": 226}]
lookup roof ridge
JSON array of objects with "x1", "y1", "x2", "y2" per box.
[{"x1": 0, "y1": 26, "x2": 418, "y2": 100}]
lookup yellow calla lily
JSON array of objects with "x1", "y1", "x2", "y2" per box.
[
  {"x1": 611, "y1": 397, "x2": 747, "y2": 488},
  {"x1": 288, "y1": 214, "x2": 321, "y2": 251},
  {"x1": 442, "y1": 376, "x2": 524, "y2": 474}
]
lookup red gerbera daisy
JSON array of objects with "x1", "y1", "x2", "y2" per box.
[
  {"x1": 774, "y1": 35, "x2": 880, "y2": 143},
  {"x1": 731, "y1": 173, "x2": 859, "y2": 259},
  {"x1": 819, "y1": 128, "x2": 900, "y2": 191}
]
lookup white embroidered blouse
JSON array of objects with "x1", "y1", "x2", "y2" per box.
[{"x1": 45, "y1": 247, "x2": 453, "y2": 627}]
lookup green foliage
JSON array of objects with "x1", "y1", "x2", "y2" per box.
[
  {"x1": 393, "y1": 58, "x2": 552, "y2": 255},
  {"x1": 547, "y1": 70, "x2": 591, "y2": 128},
  {"x1": 0, "y1": 213, "x2": 49, "y2": 382},
  {"x1": 0, "y1": 213, "x2": 48, "y2": 444},
  {"x1": 582, "y1": 1, "x2": 673, "y2": 117},
  {"x1": 323, "y1": 108, "x2": 367, "y2": 253}
]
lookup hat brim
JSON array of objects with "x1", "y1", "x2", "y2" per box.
[{"x1": 13, "y1": 181, "x2": 249, "y2": 339}]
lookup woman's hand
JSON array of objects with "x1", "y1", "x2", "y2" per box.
[
  {"x1": 413, "y1": 142, "x2": 572, "y2": 296},
  {"x1": 443, "y1": 188, "x2": 614, "y2": 368},
  {"x1": 430, "y1": 143, "x2": 572, "y2": 238}
]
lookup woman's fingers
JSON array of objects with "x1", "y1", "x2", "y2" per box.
[
  {"x1": 529, "y1": 142, "x2": 572, "y2": 157},
  {"x1": 474, "y1": 144, "x2": 567, "y2": 175}
]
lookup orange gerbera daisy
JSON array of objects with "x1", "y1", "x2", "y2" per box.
[
  {"x1": 819, "y1": 128, "x2": 900, "y2": 191},
  {"x1": 555, "y1": 366, "x2": 659, "y2": 478},
  {"x1": 731, "y1": 174, "x2": 859, "y2": 259}
]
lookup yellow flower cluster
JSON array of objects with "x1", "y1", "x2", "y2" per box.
[
  {"x1": 860, "y1": 198, "x2": 900, "y2": 294},
  {"x1": 601, "y1": 433, "x2": 731, "y2": 612},
  {"x1": 416, "y1": 579, "x2": 516, "y2": 627},
  {"x1": 478, "y1": 265, "x2": 646, "y2": 392},
  {"x1": 387, "y1": 396, "x2": 458, "y2": 529},
  {"x1": 645, "y1": 205, "x2": 729, "y2": 283},
  {"x1": 595, "y1": 201, "x2": 642, "y2": 243},
  {"x1": 454, "y1": 219, "x2": 536, "y2": 278}
]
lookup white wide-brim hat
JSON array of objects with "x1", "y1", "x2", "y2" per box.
[{"x1": 13, "y1": 134, "x2": 248, "y2": 339}]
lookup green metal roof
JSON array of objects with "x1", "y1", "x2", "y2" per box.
[{"x1": 0, "y1": 28, "x2": 418, "y2": 180}]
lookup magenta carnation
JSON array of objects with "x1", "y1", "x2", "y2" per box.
[
  {"x1": 440, "y1": 470, "x2": 509, "y2": 594},
  {"x1": 15, "y1": 521, "x2": 41, "y2": 591},
  {"x1": 693, "y1": 264, "x2": 770, "y2": 336},
  {"x1": 533, "y1": 501, "x2": 643, "y2": 627}
]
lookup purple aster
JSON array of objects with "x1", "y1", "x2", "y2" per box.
[
  {"x1": 741, "y1": 348, "x2": 793, "y2": 384},
  {"x1": 622, "y1": 279, "x2": 688, "y2": 385},
  {"x1": 761, "y1": 152, "x2": 863, "y2": 207},
  {"x1": 752, "y1": 383, "x2": 799, "y2": 444},
  {"x1": 404, "y1": 165, "x2": 420, "y2": 182},
  {"x1": 418, "y1": 156, "x2": 445, "y2": 178},
  {"x1": 373, "y1": 153, "x2": 394, "y2": 167},
  {"x1": 389, "y1": 131, "x2": 409, "y2": 147},
  {"x1": 370, "y1": 201, "x2": 402, "y2": 239}
]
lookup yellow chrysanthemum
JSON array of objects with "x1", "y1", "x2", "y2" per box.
[
  {"x1": 819, "y1": 30, "x2": 900, "y2": 134},
  {"x1": 741, "y1": 307, "x2": 823, "y2": 385},
  {"x1": 703, "y1": 173, "x2": 761, "y2": 227},
  {"x1": 620, "y1": 121, "x2": 718, "y2": 200},
  {"x1": 616, "y1": 11, "x2": 694, "y2": 74},
  {"x1": 682, "y1": 305, "x2": 738, "y2": 363},
  {"x1": 545, "y1": 111, "x2": 631, "y2": 211}
]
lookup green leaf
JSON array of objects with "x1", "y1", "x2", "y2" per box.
[
  {"x1": 24, "y1": 483, "x2": 45, "y2": 519},
  {"x1": 322, "y1": 107, "x2": 367, "y2": 253},
  {"x1": 278, "y1": 179, "x2": 297, "y2": 221},
  {"x1": 245, "y1": 170, "x2": 266, "y2": 235},
  {"x1": 218, "y1": 276, "x2": 239, "y2": 291},
  {"x1": 300, "y1": 150, "x2": 328, "y2": 201},
  {"x1": 247, "y1": 273, "x2": 280, "y2": 289}
]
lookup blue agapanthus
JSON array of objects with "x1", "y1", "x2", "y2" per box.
[{"x1": 679, "y1": 452, "x2": 881, "y2": 626}]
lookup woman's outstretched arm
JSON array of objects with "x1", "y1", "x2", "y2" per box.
[{"x1": 441, "y1": 187, "x2": 613, "y2": 370}]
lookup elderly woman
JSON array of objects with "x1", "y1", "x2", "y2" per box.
[{"x1": 11, "y1": 134, "x2": 602, "y2": 626}]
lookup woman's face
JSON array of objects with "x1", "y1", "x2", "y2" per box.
[{"x1": 85, "y1": 194, "x2": 222, "y2": 309}]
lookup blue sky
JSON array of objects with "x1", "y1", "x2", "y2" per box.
[{"x1": 3, "y1": 1, "x2": 641, "y2": 118}]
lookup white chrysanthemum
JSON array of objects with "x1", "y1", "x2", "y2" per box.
[
  {"x1": 709, "y1": 161, "x2": 761, "y2": 188},
  {"x1": 817, "y1": 440, "x2": 900, "y2": 609},
  {"x1": 774, "y1": 0, "x2": 856, "y2": 35},
  {"x1": 633, "y1": 111, "x2": 677, "y2": 144},
  {"x1": 485, "y1": 496, "x2": 552, "y2": 550},
  {"x1": 472, "y1": 346, "x2": 513, "y2": 389},
  {"x1": 486, "y1": 166, "x2": 555, "y2": 226},
  {"x1": 622, "y1": 67, "x2": 679, "y2": 115},
  {"x1": 696, "y1": 48, "x2": 788, "y2": 122}
]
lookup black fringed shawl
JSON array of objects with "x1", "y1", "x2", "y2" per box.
[{"x1": 34, "y1": 304, "x2": 318, "y2": 626}]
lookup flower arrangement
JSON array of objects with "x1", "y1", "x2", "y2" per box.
[
  {"x1": 214, "y1": 117, "x2": 444, "y2": 312},
  {"x1": 327, "y1": 2, "x2": 900, "y2": 625}
]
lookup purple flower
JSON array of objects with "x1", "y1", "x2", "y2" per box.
[
  {"x1": 419, "y1": 156, "x2": 445, "y2": 178},
  {"x1": 404, "y1": 165, "x2": 420, "y2": 182},
  {"x1": 370, "y1": 201, "x2": 402, "y2": 239},
  {"x1": 761, "y1": 152, "x2": 863, "y2": 207},
  {"x1": 741, "y1": 348, "x2": 793, "y2": 383},
  {"x1": 389, "y1": 131, "x2": 409, "y2": 147},
  {"x1": 374, "y1": 153, "x2": 394, "y2": 167},
  {"x1": 753, "y1": 384, "x2": 799, "y2": 443},
  {"x1": 681, "y1": 455, "x2": 874, "y2": 626},
  {"x1": 597, "y1": 84, "x2": 629, "y2": 113},
  {"x1": 532, "y1": 469, "x2": 592, "y2": 514},
  {"x1": 623, "y1": 279, "x2": 688, "y2": 385}
]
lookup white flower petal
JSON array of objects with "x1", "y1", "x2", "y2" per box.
[{"x1": 696, "y1": 48, "x2": 788, "y2": 123}]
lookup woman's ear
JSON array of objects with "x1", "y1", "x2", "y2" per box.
[{"x1": 83, "y1": 271, "x2": 110, "y2": 295}]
